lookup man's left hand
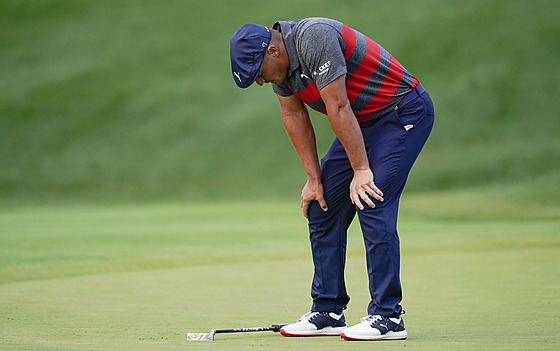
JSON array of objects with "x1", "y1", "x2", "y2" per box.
[{"x1": 350, "y1": 169, "x2": 384, "y2": 210}]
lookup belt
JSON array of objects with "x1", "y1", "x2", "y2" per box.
[{"x1": 394, "y1": 83, "x2": 426, "y2": 111}]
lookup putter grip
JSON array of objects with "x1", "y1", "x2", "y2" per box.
[{"x1": 271, "y1": 324, "x2": 286, "y2": 332}]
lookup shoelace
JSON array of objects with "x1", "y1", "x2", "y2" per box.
[
  {"x1": 298, "y1": 311, "x2": 342, "y2": 323},
  {"x1": 298, "y1": 311, "x2": 320, "y2": 322},
  {"x1": 360, "y1": 315, "x2": 384, "y2": 323}
]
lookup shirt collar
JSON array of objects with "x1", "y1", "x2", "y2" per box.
[{"x1": 273, "y1": 20, "x2": 300, "y2": 76}]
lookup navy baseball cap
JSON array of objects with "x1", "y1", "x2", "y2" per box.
[{"x1": 230, "y1": 23, "x2": 271, "y2": 88}]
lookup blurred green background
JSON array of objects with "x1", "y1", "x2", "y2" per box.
[
  {"x1": 1, "y1": 0, "x2": 559, "y2": 210},
  {"x1": 2, "y1": 2, "x2": 560, "y2": 350}
]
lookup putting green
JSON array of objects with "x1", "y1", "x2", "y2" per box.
[{"x1": 1, "y1": 201, "x2": 558, "y2": 350}]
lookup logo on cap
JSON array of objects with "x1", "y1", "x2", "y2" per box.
[{"x1": 234, "y1": 72, "x2": 242, "y2": 82}]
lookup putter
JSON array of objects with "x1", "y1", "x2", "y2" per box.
[{"x1": 187, "y1": 324, "x2": 287, "y2": 341}]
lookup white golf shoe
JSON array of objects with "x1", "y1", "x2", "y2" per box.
[
  {"x1": 340, "y1": 314, "x2": 407, "y2": 341},
  {"x1": 280, "y1": 311, "x2": 346, "y2": 337}
]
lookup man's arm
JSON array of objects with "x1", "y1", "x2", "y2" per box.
[
  {"x1": 320, "y1": 74, "x2": 384, "y2": 210},
  {"x1": 277, "y1": 94, "x2": 328, "y2": 218}
]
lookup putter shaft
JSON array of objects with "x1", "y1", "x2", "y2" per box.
[
  {"x1": 187, "y1": 324, "x2": 286, "y2": 341},
  {"x1": 214, "y1": 324, "x2": 284, "y2": 334}
]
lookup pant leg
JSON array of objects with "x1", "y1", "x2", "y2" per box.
[
  {"x1": 358, "y1": 88, "x2": 434, "y2": 317},
  {"x1": 307, "y1": 138, "x2": 356, "y2": 314}
]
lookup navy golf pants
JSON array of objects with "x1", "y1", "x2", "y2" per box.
[{"x1": 308, "y1": 84, "x2": 434, "y2": 317}]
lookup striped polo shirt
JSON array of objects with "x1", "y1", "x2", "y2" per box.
[{"x1": 272, "y1": 18, "x2": 419, "y2": 125}]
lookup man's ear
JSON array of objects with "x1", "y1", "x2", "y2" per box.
[{"x1": 267, "y1": 45, "x2": 280, "y2": 57}]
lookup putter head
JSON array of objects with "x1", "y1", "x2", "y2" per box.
[{"x1": 186, "y1": 330, "x2": 215, "y2": 341}]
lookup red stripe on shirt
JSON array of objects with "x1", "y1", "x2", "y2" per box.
[
  {"x1": 341, "y1": 24, "x2": 356, "y2": 60},
  {"x1": 287, "y1": 83, "x2": 327, "y2": 115},
  {"x1": 345, "y1": 36, "x2": 381, "y2": 105},
  {"x1": 360, "y1": 52, "x2": 404, "y2": 119}
]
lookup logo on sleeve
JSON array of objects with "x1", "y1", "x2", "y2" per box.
[{"x1": 313, "y1": 60, "x2": 331, "y2": 76}]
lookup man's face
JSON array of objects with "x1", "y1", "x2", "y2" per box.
[{"x1": 255, "y1": 48, "x2": 287, "y2": 86}]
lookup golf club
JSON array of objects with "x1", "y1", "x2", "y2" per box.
[{"x1": 187, "y1": 324, "x2": 287, "y2": 341}]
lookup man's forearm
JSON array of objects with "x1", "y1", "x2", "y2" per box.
[
  {"x1": 326, "y1": 98, "x2": 383, "y2": 209},
  {"x1": 320, "y1": 74, "x2": 370, "y2": 173},
  {"x1": 281, "y1": 111, "x2": 322, "y2": 181},
  {"x1": 327, "y1": 102, "x2": 370, "y2": 172}
]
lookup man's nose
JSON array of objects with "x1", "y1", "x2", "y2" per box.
[{"x1": 255, "y1": 77, "x2": 264, "y2": 86}]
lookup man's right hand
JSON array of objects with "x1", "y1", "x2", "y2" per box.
[{"x1": 301, "y1": 178, "x2": 328, "y2": 219}]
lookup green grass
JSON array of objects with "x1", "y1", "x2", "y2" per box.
[
  {"x1": 1, "y1": 0, "x2": 560, "y2": 202},
  {"x1": 1, "y1": 1, "x2": 560, "y2": 349},
  {"x1": 1, "y1": 200, "x2": 559, "y2": 350}
]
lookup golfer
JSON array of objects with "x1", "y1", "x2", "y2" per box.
[{"x1": 230, "y1": 17, "x2": 434, "y2": 341}]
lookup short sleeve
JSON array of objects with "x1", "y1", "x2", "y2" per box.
[
  {"x1": 298, "y1": 23, "x2": 347, "y2": 91},
  {"x1": 272, "y1": 83, "x2": 294, "y2": 97}
]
